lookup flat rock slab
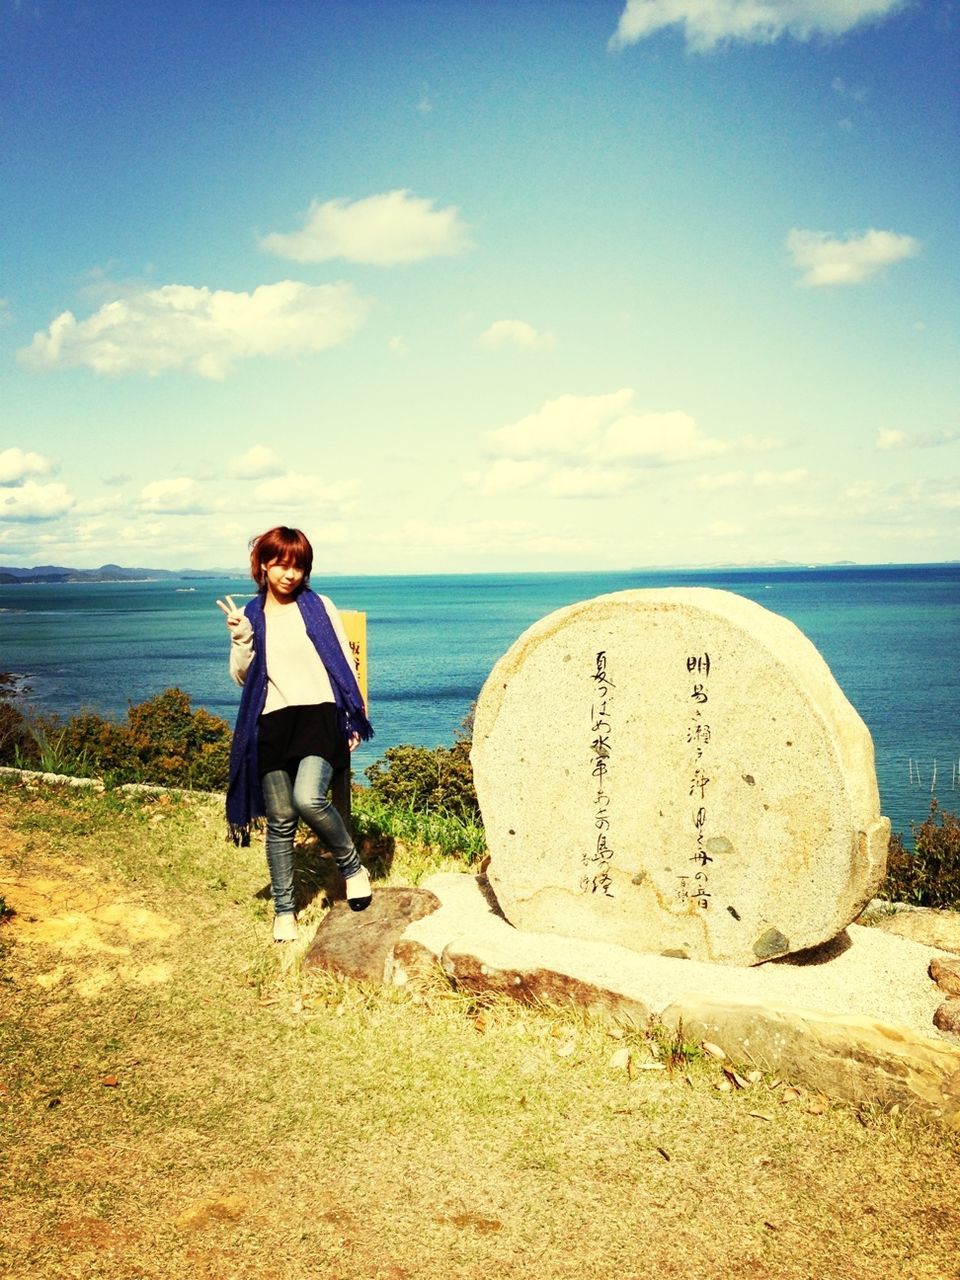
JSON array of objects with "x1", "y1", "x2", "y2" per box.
[
  {"x1": 304, "y1": 886, "x2": 440, "y2": 984},
  {"x1": 400, "y1": 873, "x2": 960, "y2": 1128},
  {"x1": 872, "y1": 908, "x2": 960, "y2": 955},
  {"x1": 472, "y1": 588, "x2": 889, "y2": 966}
]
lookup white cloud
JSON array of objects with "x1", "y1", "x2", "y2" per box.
[
  {"x1": 787, "y1": 228, "x2": 921, "y2": 287},
  {"x1": 229, "y1": 445, "x2": 285, "y2": 480},
  {"x1": 706, "y1": 520, "x2": 747, "y2": 538},
  {"x1": 253, "y1": 475, "x2": 358, "y2": 510},
  {"x1": 477, "y1": 319, "x2": 554, "y2": 350},
  {"x1": 489, "y1": 390, "x2": 635, "y2": 459},
  {"x1": 465, "y1": 459, "x2": 549, "y2": 497},
  {"x1": 768, "y1": 502, "x2": 825, "y2": 522},
  {"x1": 876, "y1": 428, "x2": 909, "y2": 450},
  {"x1": 690, "y1": 471, "x2": 745, "y2": 492},
  {"x1": 876, "y1": 427, "x2": 958, "y2": 451},
  {"x1": 832, "y1": 76, "x2": 869, "y2": 103},
  {"x1": 73, "y1": 494, "x2": 124, "y2": 516},
  {"x1": 751, "y1": 468, "x2": 809, "y2": 487},
  {"x1": 609, "y1": 0, "x2": 906, "y2": 52},
  {"x1": 490, "y1": 391, "x2": 726, "y2": 467},
  {"x1": 472, "y1": 391, "x2": 738, "y2": 499},
  {"x1": 0, "y1": 447, "x2": 57, "y2": 485},
  {"x1": 259, "y1": 190, "x2": 472, "y2": 266},
  {"x1": 690, "y1": 467, "x2": 807, "y2": 493},
  {"x1": 366, "y1": 517, "x2": 593, "y2": 559},
  {"x1": 737, "y1": 433, "x2": 783, "y2": 454},
  {"x1": 544, "y1": 467, "x2": 632, "y2": 498},
  {"x1": 18, "y1": 280, "x2": 368, "y2": 379},
  {"x1": 605, "y1": 409, "x2": 725, "y2": 464},
  {"x1": 140, "y1": 478, "x2": 217, "y2": 515},
  {"x1": 0, "y1": 481, "x2": 75, "y2": 522},
  {"x1": 77, "y1": 263, "x2": 157, "y2": 304}
]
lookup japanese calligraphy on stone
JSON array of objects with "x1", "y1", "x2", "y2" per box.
[{"x1": 583, "y1": 650, "x2": 615, "y2": 897}]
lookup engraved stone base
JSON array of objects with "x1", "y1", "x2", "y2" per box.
[{"x1": 399, "y1": 873, "x2": 960, "y2": 1128}]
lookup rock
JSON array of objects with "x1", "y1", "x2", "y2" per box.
[
  {"x1": 399, "y1": 872, "x2": 960, "y2": 1128},
  {"x1": 659, "y1": 997, "x2": 960, "y2": 1127},
  {"x1": 872, "y1": 908, "x2": 960, "y2": 955},
  {"x1": 472, "y1": 588, "x2": 889, "y2": 966},
  {"x1": 930, "y1": 957, "x2": 960, "y2": 997},
  {"x1": 304, "y1": 887, "x2": 441, "y2": 984},
  {"x1": 933, "y1": 1000, "x2": 960, "y2": 1036}
]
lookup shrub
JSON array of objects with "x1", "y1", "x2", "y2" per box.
[
  {"x1": 364, "y1": 705, "x2": 480, "y2": 822},
  {"x1": 881, "y1": 799, "x2": 960, "y2": 910},
  {"x1": 0, "y1": 673, "x2": 34, "y2": 764},
  {"x1": 364, "y1": 741, "x2": 479, "y2": 822},
  {"x1": 124, "y1": 688, "x2": 231, "y2": 791},
  {"x1": 1, "y1": 685, "x2": 233, "y2": 792},
  {"x1": 38, "y1": 710, "x2": 131, "y2": 777}
]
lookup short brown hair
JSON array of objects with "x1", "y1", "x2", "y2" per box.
[{"x1": 248, "y1": 526, "x2": 313, "y2": 587}]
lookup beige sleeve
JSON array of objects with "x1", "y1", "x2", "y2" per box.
[{"x1": 229, "y1": 615, "x2": 255, "y2": 686}]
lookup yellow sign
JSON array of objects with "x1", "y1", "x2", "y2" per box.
[{"x1": 340, "y1": 610, "x2": 368, "y2": 708}]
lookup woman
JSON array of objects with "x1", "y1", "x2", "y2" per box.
[{"x1": 218, "y1": 526, "x2": 374, "y2": 942}]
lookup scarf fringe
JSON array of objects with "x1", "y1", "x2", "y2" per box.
[{"x1": 228, "y1": 817, "x2": 264, "y2": 848}]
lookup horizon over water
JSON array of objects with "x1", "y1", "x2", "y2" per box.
[{"x1": 1, "y1": 562, "x2": 958, "y2": 842}]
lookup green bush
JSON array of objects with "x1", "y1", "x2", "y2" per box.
[
  {"x1": 124, "y1": 688, "x2": 232, "y2": 791},
  {"x1": 364, "y1": 707, "x2": 479, "y2": 822},
  {"x1": 38, "y1": 710, "x2": 131, "y2": 777},
  {"x1": 0, "y1": 674, "x2": 34, "y2": 764},
  {"x1": 0, "y1": 681, "x2": 233, "y2": 792},
  {"x1": 364, "y1": 741, "x2": 479, "y2": 822},
  {"x1": 881, "y1": 800, "x2": 960, "y2": 910}
]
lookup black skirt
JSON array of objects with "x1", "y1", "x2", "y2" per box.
[{"x1": 257, "y1": 703, "x2": 349, "y2": 778}]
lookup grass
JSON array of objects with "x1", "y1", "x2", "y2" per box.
[
  {"x1": 351, "y1": 786, "x2": 486, "y2": 869},
  {"x1": 1, "y1": 775, "x2": 959, "y2": 1280}
]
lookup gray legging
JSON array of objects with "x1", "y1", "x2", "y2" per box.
[{"x1": 260, "y1": 755, "x2": 360, "y2": 915}]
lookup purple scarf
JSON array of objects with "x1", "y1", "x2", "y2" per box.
[{"x1": 226, "y1": 588, "x2": 373, "y2": 845}]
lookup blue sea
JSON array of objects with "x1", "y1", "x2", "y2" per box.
[{"x1": 1, "y1": 564, "x2": 958, "y2": 839}]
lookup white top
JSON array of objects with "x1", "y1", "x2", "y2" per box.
[{"x1": 229, "y1": 593, "x2": 354, "y2": 714}]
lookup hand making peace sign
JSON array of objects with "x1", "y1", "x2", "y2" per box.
[{"x1": 216, "y1": 595, "x2": 245, "y2": 630}]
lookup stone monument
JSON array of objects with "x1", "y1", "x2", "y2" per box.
[{"x1": 471, "y1": 588, "x2": 890, "y2": 966}]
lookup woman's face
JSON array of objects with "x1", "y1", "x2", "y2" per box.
[{"x1": 262, "y1": 556, "x2": 305, "y2": 601}]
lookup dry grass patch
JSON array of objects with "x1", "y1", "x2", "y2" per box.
[{"x1": 1, "y1": 776, "x2": 959, "y2": 1280}]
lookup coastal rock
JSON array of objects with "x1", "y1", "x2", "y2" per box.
[
  {"x1": 471, "y1": 588, "x2": 889, "y2": 966},
  {"x1": 930, "y1": 957, "x2": 960, "y2": 997},
  {"x1": 872, "y1": 908, "x2": 960, "y2": 956},
  {"x1": 304, "y1": 887, "x2": 440, "y2": 984},
  {"x1": 659, "y1": 997, "x2": 960, "y2": 1126},
  {"x1": 398, "y1": 873, "x2": 960, "y2": 1127},
  {"x1": 933, "y1": 1000, "x2": 960, "y2": 1037}
]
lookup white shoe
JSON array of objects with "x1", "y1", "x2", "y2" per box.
[
  {"x1": 272, "y1": 912, "x2": 298, "y2": 942},
  {"x1": 345, "y1": 866, "x2": 372, "y2": 912}
]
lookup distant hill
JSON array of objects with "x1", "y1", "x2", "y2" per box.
[{"x1": 0, "y1": 563, "x2": 224, "y2": 585}]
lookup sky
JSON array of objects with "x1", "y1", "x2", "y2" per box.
[{"x1": 1, "y1": 0, "x2": 958, "y2": 573}]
